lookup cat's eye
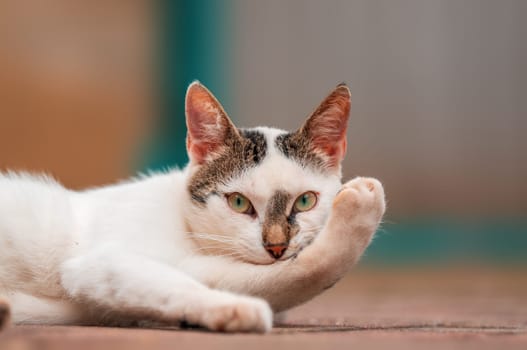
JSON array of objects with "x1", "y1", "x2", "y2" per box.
[
  {"x1": 293, "y1": 191, "x2": 317, "y2": 212},
  {"x1": 226, "y1": 192, "x2": 255, "y2": 215}
]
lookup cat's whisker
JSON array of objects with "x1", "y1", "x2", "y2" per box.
[
  {"x1": 299, "y1": 227, "x2": 324, "y2": 235},
  {"x1": 194, "y1": 239, "x2": 255, "y2": 253},
  {"x1": 187, "y1": 233, "x2": 241, "y2": 243},
  {"x1": 192, "y1": 245, "x2": 248, "y2": 254},
  {"x1": 189, "y1": 233, "x2": 256, "y2": 249},
  {"x1": 302, "y1": 226, "x2": 323, "y2": 232},
  {"x1": 191, "y1": 239, "x2": 255, "y2": 252},
  {"x1": 180, "y1": 231, "x2": 249, "y2": 244},
  {"x1": 206, "y1": 251, "x2": 245, "y2": 259},
  {"x1": 181, "y1": 231, "x2": 234, "y2": 238},
  {"x1": 190, "y1": 236, "x2": 237, "y2": 244}
]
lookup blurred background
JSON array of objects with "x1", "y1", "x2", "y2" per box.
[{"x1": 1, "y1": 0, "x2": 526, "y2": 268}]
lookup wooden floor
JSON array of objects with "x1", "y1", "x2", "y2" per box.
[{"x1": 1, "y1": 268, "x2": 526, "y2": 350}]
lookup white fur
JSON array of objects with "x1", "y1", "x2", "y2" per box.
[{"x1": 0, "y1": 129, "x2": 385, "y2": 333}]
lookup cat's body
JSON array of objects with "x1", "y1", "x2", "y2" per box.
[{"x1": 0, "y1": 82, "x2": 385, "y2": 332}]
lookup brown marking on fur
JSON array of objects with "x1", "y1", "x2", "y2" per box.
[
  {"x1": 265, "y1": 224, "x2": 287, "y2": 245},
  {"x1": 188, "y1": 128, "x2": 267, "y2": 205},
  {"x1": 261, "y1": 191, "x2": 300, "y2": 246},
  {"x1": 265, "y1": 191, "x2": 290, "y2": 224},
  {"x1": 276, "y1": 84, "x2": 351, "y2": 171},
  {"x1": 0, "y1": 297, "x2": 10, "y2": 331},
  {"x1": 275, "y1": 130, "x2": 327, "y2": 171}
]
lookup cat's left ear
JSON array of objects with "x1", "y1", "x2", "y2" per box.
[
  {"x1": 185, "y1": 81, "x2": 238, "y2": 165},
  {"x1": 300, "y1": 83, "x2": 351, "y2": 168}
]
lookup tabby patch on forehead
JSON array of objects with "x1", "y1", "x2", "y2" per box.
[
  {"x1": 188, "y1": 128, "x2": 268, "y2": 205},
  {"x1": 239, "y1": 129, "x2": 267, "y2": 164},
  {"x1": 275, "y1": 132, "x2": 327, "y2": 171}
]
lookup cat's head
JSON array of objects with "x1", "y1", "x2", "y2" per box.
[{"x1": 184, "y1": 82, "x2": 350, "y2": 265}]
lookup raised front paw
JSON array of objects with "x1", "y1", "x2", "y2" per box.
[
  {"x1": 199, "y1": 294, "x2": 273, "y2": 333},
  {"x1": 332, "y1": 177, "x2": 386, "y2": 237}
]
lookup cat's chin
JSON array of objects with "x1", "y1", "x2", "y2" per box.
[
  {"x1": 234, "y1": 255, "x2": 285, "y2": 266},
  {"x1": 241, "y1": 254, "x2": 297, "y2": 266},
  {"x1": 242, "y1": 257, "x2": 277, "y2": 266}
]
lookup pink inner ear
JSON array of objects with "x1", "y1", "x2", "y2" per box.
[
  {"x1": 186, "y1": 137, "x2": 216, "y2": 165},
  {"x1": 320, "y1": 137, "x2": 347, "y2": 159},
  {"x1": 306, "y1": 86, "x2": 351, "y2": 167},
  {"x1": 312, "y1": 132, "x2": 347, "y2": 168},
  {"x1": 185, "y1": 83, "x2": 232, "y2": 164}
]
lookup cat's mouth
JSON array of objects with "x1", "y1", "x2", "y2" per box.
[
  {"x1": 243, "y1": 241, "x2": 310, "y2": 265},
  {"x1": 240, "y1": 252, "x2": 297, "y2": 265}
]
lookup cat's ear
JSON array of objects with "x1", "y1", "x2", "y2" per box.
[
  {"x1": 300, "y1": 83, "x2": 351, "y2": 168},
  {"x1": 185, "y1": 81, "x2": 238, "y2": 164}
]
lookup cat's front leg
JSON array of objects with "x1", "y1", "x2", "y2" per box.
[
  {"x1": 298, "y1": 176, "x2": 386, "y2": 277},
  {"x1": 270, "y1": 177, "x2": 386, "y2": 310},
  {"x1": 60, "y1": 247, "x2": 272, "y2": 332}
]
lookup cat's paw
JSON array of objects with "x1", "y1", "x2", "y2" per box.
[
  {"x1": 200, "y1": 295, "x2": 273, "y2": 333},
  {"x1": 333, "y1": 177, "x2": 386, "y2": 232}
]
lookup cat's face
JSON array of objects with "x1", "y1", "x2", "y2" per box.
[{"x1": 184, "y1": 82, "x2": 350, "y2": 265}]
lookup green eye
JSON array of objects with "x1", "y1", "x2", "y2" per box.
[
  {"x1": 226, "y1": 192, "x2": 254, "y2": 215},
  {"x1": 294, "y1": 191, "x2": 317, "y2": 212}
]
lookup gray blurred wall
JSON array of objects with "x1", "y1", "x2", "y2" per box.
[{"x1": 230, "y1": 0, "x2": 527, "y2": 217}]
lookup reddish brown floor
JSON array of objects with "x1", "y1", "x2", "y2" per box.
[{"x1": 1, "y1": 267, "x2": 526, "y2": 350}]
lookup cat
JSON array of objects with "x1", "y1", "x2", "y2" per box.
[{"x1": 0, "y1": 82, "x2": 385, "y2": 333}]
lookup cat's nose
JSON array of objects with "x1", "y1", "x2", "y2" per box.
[{"x1": 264, "y1": 243, "x2": 288, "y2": 259}]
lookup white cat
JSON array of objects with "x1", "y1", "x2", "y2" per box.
[{"x1": 0, "y1": 82, "x2": 385, "y2": 333}]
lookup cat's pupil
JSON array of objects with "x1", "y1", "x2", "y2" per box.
[{"x1": 236, "y1": 197, "x2": 243, "y2": 207}]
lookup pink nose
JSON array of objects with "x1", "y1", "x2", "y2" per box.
[{"x1": 265, "y1": 243, "x2": 288, "y2": 259}]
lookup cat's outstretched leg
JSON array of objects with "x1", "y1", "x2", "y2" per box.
[
  {"x1": 60, "y1": 248, "x2": 272, "y2": 332},
  {"x1": 194, "y1": 177, "x2": 385, "y2": 312},
  {"x1": 0, "y1": 296, "x2": 10, "y2": 330}
]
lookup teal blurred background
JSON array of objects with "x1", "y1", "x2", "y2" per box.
[
  {"x1": 1, "y1": 0, "x2": 526, "y2": 267},
  {"x1": 144, "y1": 0, "x2": 232, "y2": 169}
]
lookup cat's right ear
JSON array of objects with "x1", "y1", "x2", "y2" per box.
[{"x1": 185, "y1": 82, "x2": 237, "y2": 165}]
